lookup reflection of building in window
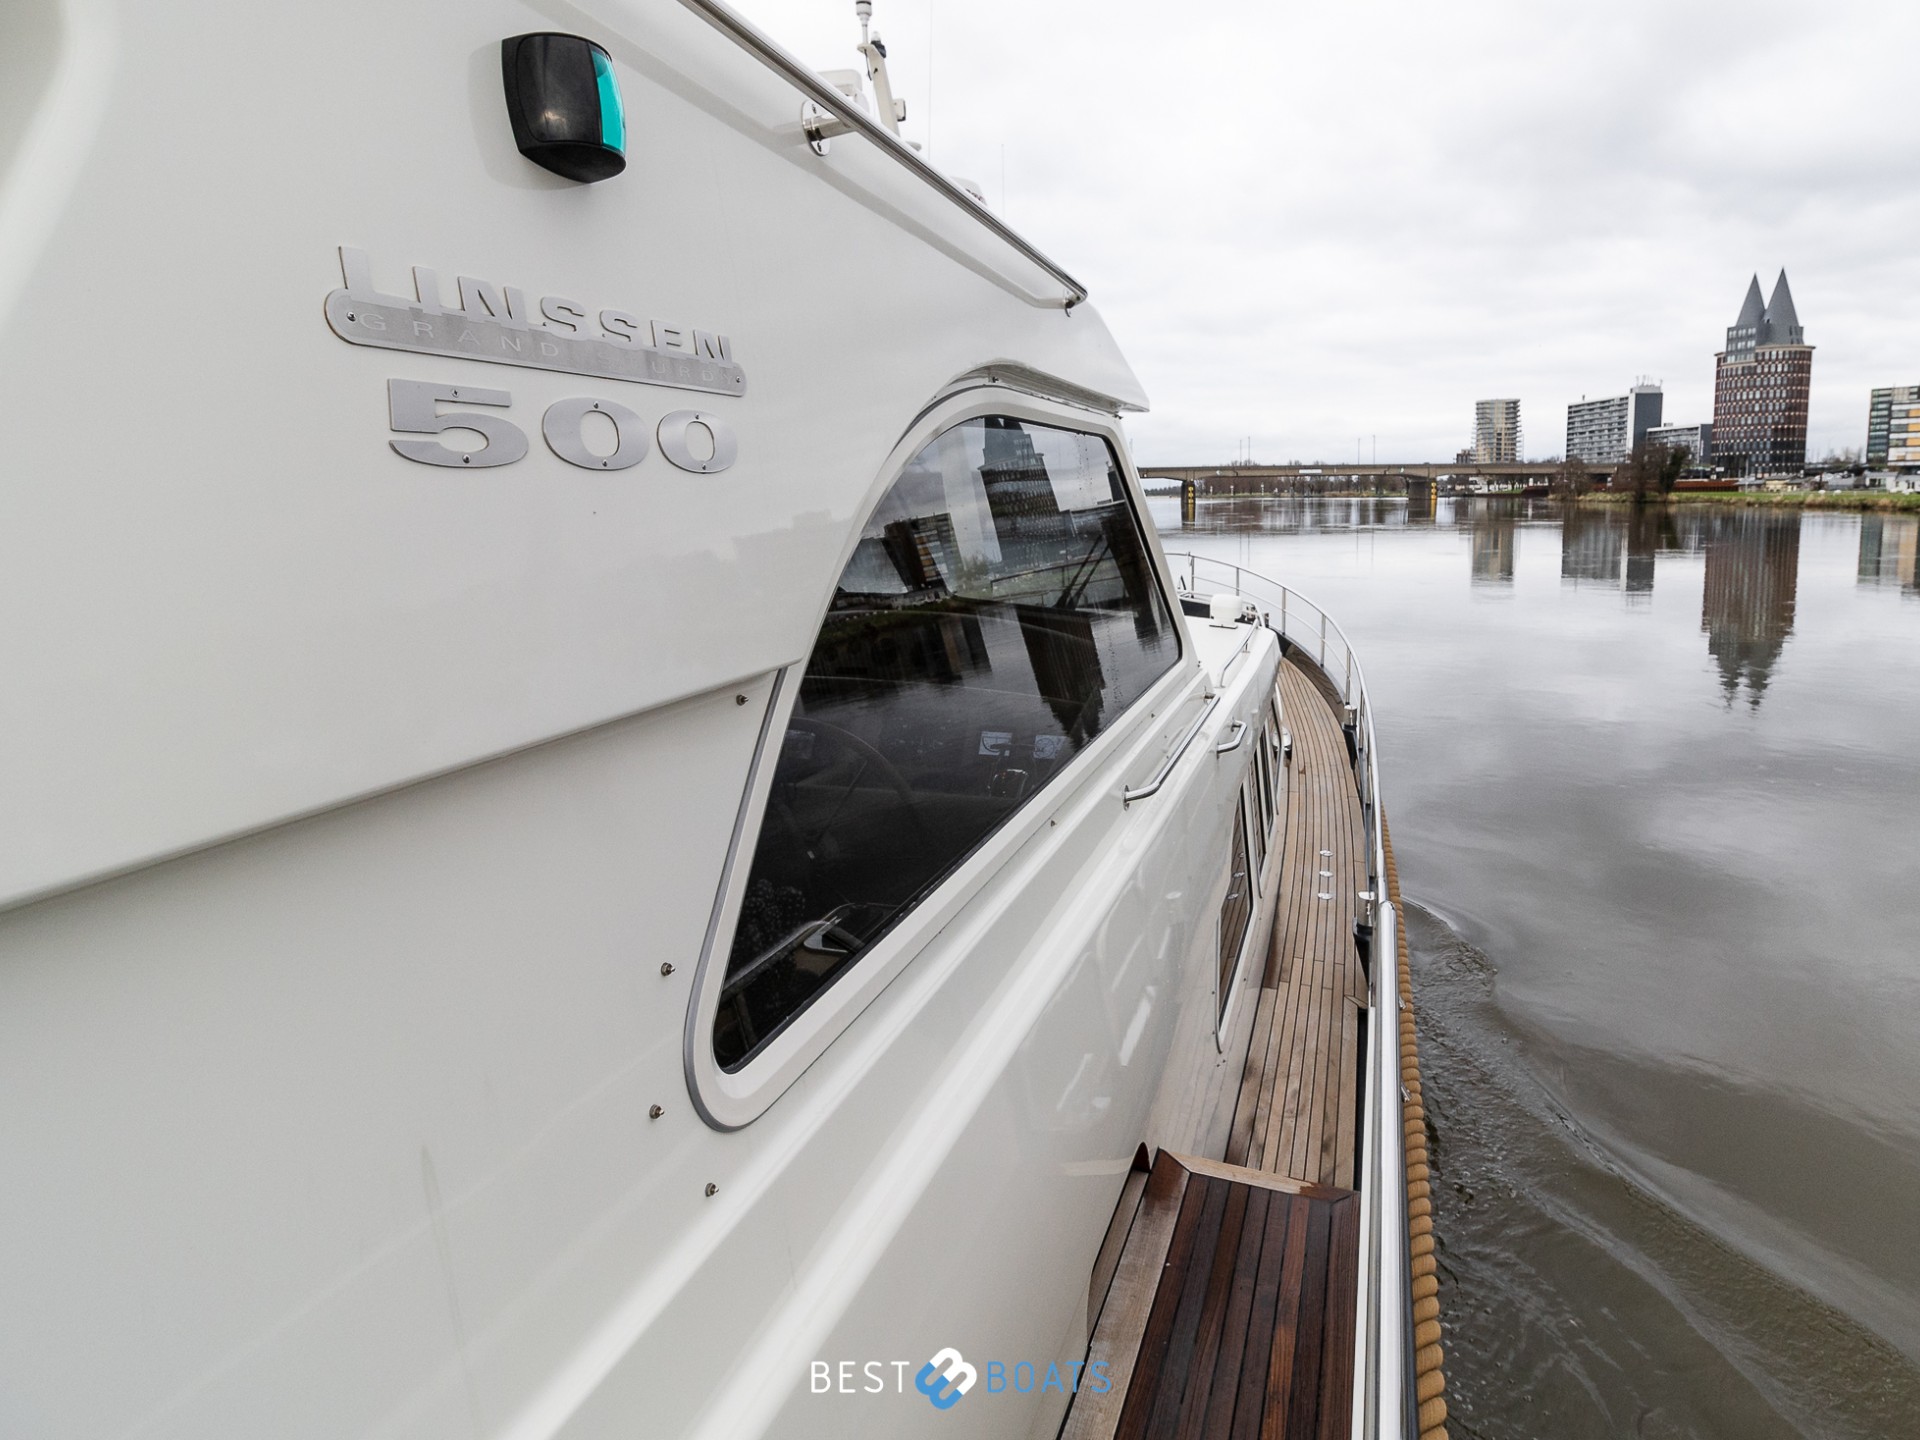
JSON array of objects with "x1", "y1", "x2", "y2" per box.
[
  {"x1": 713, "y1": 415, "x2": 1177, "y2": 1070},
  {"x1": 979, "y1": 417, "x2": 1061, "y2": 535},
  {"x1": 1469, "y1": 508, "x2": 1516, "y2": 585},
  {"x1": 1858, "y1": 514, "x2": 1920, "y2": 592},
  {"x1": 1560, "y1": 508, "x2": 1624, "y2": 585},
  {"x1": 1701, "y1": 510, "x2": 1800, "y2": 707},
  {"x1": 880, "y1": 512, "x2": 959, "y2": 591},
  {"x1": 808, "y1": 608, "x2": 992, "y2": 687},
  {"x1": 1016, "y1": 605, "x2": 1106, "y2": 742}
]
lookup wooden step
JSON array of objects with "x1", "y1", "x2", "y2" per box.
[{"x1": 1063, "y1": 1151, "x2": 1359, "y2": 1440}]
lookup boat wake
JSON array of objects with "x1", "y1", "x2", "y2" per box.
[{"x1": 1406, "y1": 901, "x2": 1920, "y2": 1440}]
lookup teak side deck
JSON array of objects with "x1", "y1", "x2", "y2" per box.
[
  {"x1": 1066, "y1": 653, "x2": 1373, "y2": 1440},
  {"x1": 1226, "y1": 658, "x2": 1370, "y2": 1188}
]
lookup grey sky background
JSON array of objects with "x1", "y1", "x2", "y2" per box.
[{"x1": 731, "y1": 0, "x2": 1920, "y2": 466}]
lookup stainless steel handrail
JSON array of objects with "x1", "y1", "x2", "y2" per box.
[
  {"x1": 1165, "y1": 551, "x2": 1410, "y2": 1440},
  {"x1": 1122, "y1": 693, "x2": 1221, "y2": 806},
  {"x1": 1213, "y1": 720, "x2": 1248, "y2": 754},
  {"x1": 674, "y1": 0, "x2": 1090, "y2": 311}
]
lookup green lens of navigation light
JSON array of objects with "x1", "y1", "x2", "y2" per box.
[
  {"x1": 592, "y1": 47, "x2": 626, "y2": 155},
  {"x1": 500, "y1": 32, "x2": 627, "y2": 183}
]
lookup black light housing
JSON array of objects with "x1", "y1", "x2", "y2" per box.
[{"x1": 500, "y1": 33, "x2": 628, "y2": 183}]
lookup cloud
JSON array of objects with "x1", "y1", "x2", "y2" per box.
[{"x1": 730, "y1": 0, "x2": 1920, "y2": 464}]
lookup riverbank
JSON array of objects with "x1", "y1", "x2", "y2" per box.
[
  {"x1": 1152, "y1": 487, "x2": 1920, "y2": 511},
  {"x1": 1582, "y1": 489, "x2": 1920, "y2": 511}
]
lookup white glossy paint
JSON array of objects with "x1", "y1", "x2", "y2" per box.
[
  {"x1": 0, "y1": 3, "x2": 1315, "y2": 1438},
  {"x1": 0, "y1": 0, "x2": 1145, "y2": 910}
]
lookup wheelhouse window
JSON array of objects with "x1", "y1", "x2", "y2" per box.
[{"x1": 713, "y1": 417, "x2": 1178, "y2": 1070}]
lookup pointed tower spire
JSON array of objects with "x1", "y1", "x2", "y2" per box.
[
  {"x1": 1727, "y1": 275, "x2": 1765, "y2": 357},
  {"x1": 1764, "y1": 269, "x2": 1803, "y2": 344}
]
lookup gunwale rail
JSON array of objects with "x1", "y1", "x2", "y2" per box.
[{"x1": 674, "y1": 0, "x2": 1090, "y2": 310}]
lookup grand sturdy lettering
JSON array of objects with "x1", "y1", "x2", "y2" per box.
[{"x1": 324, "y1": 247, "x2": 745, "y2": 398}]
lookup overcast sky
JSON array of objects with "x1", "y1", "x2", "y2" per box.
[{"x1": 730, "y1": 0, "x2": 1920, "y2": 465}]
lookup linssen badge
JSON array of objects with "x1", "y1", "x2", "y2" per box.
[{"x1": 324, "y1": 246, "x2": 745, "y2": 398}]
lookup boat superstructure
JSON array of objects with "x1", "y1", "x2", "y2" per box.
[{"x1": 0, "y1": 3, "x2": 1440, "y2": 1437}]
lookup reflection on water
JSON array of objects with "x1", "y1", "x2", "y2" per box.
[
  {"x1": 1408, "y1": 904, "x2": 1920, "y2": 1440},
  {"x1": 1166, "y1": 493, "x2": 1815, "y2": 710},
  {"x1": 1859, "y1": 514, "x2": 1920, "y2": 593},
  {"x1": 1469, "y1": 508, "x2": 1517, "y2": 586},
  {"x1": 1560, "y1": 506, "x2": 1624, "y2": 586},
  {"x1": 1151, "y1": 495, "x2": 1920, "y2": 1438},
  {"x1": 1626, "y1": 505, "x2": 1665, "y2": 596},
  {"x1": 1702, "y1": 510, "x2": 1801, "y2": 708}
]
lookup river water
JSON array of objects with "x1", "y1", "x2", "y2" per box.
[{"x1": 1149, "y1": 495, "x2": 1920, "y2": 1439}]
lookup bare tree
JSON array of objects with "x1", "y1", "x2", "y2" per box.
[
  {"x1": 1612, "y1": 440, "x2": 1678, "y2": 502},
  {"x1": 1657, "y1": 442, "x2": 1688, "y2": 494},
  {"x1": 1551, "y1": 453, "x2": 1594, "y2": 499}
]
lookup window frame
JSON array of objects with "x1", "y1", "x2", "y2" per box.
[
  {"x1": 683, "y1": 388, "x2": 1193, "y2": 1130},
  {"x1": 1216, "y1": 793, "x2": 1254, "y2": 1019},
  {"x1": 1245, "y1": 762, "x2": 1268, "y2": 891}
]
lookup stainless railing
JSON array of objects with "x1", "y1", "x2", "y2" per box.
[
  {"x1": 1165, "y1": 552, "x2": 1413, "y2": 1440},
  {"x1": 675, "y1": 0, "x2": 1089, "y2": 311},
  {"x1": 1123, "y1": 694, "x2": 1222, "y2": 806}
]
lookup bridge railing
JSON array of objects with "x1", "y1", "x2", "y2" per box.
[{"x1": 1163, "y1": 550, "x2": 1413, "y2": 1440}]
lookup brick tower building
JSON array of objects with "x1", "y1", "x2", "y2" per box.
[{"x1": 1712, "y1": 271, "x2": 1812, "y2": 476}]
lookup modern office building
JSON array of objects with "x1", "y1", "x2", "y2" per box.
[
  {"x1": 1713, "y1": 271, "x2": 1813, "y2": 475},
  {"x1": 1474, "y1": 399, "x2": 1521, "y2": 463},
  {"x1": 1565, "y1": 383, "x2": 1663, "y2": 464},
  {"x1": 1866, "y1": 385, "x2": 1920, "y2": 469},
  {"x1": 1648, "y1": 421, "x2": 1712, "y2": 464}
]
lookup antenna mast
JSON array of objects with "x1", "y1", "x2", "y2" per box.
[{"x1": 855, "y1": 1, "x2": 906, "y2": 137}]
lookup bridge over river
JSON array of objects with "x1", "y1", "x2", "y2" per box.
[{"x1": 1137, "y1": 462, "x2": 1605, "y2": 496}]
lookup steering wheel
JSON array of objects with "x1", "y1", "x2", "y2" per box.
[{"x1": 779, "y1": 716, "x2": 928, "y2": 850}]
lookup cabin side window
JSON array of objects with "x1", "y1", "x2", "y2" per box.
[
  {"x1": 1252, "y1": 738, "x2": 1274, "y2": 845},
  {"x1": 713, "y1": 416, "x2": 1179, "y2": 1071},
  {"x1": 1245, "y1": 768, "x2": 1268, "y2": 886},
  {"x1": 1217, "y1": 795, "x2": 1254, "y2": 1014},
  {"x1": 1263, "y1": 701, "x2": 1284, "y2": 829}
]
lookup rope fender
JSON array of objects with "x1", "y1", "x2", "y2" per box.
[{"x1": 1385, "y1": 817, "x2": 1450, "y2": 1440}]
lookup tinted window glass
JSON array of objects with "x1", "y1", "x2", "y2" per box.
[
  {"x1": 1246, "y1": 772, "x2": 1267, "y2": 879},
  {"x1": 714, "y1": 417, "x2": 1178, "y2": 1070},
  {"x1": 1253, "y1": 741, "x2": 1273, "y2": 840},
  {"x1": 1218, "y1": 796, "x2": 1253, "y2": 1012}
]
